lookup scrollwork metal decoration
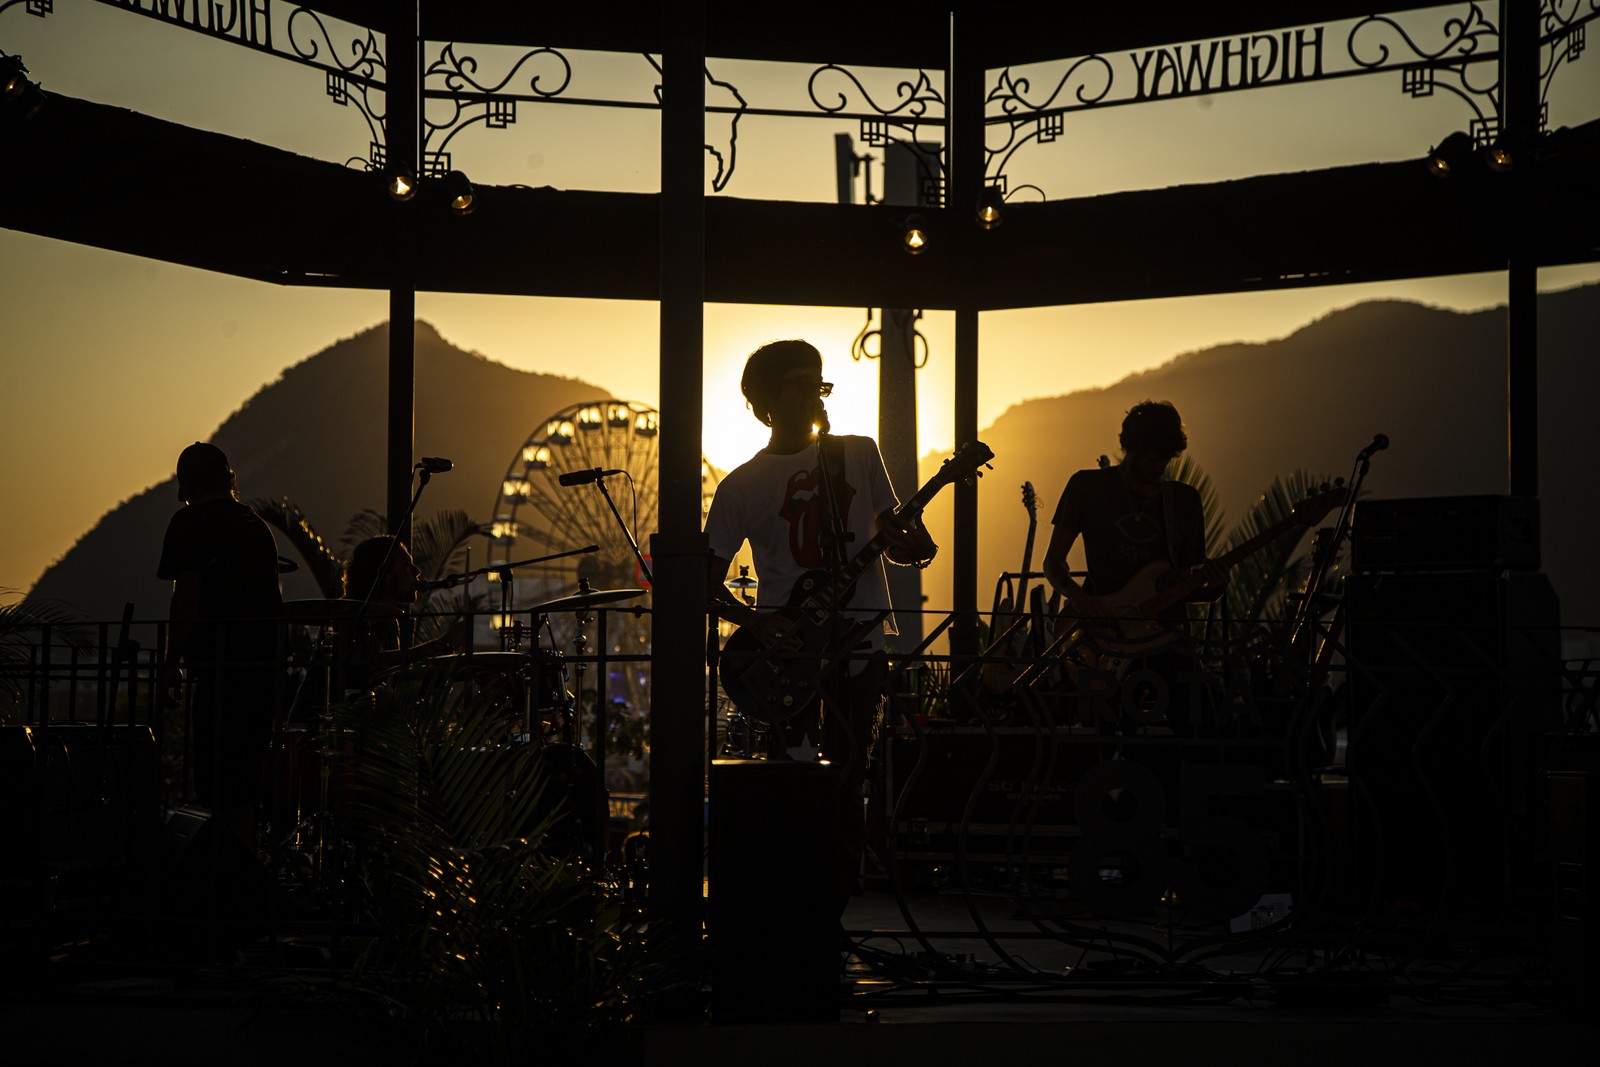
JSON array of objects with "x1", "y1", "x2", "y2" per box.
[
  {"x1": 0, "y1": 0, "x2": 53, "y2": 21},
  {"x1": 1540, "y1": 0, "x2": 1598, "y2": 113},
  {"x1": 421, "y1": 42, "x2": 573, "y2": 175},
  {"x1": 809, "y1": 64, "x2": 946, "y2": 201},
  {"x1": 645, "y1": 54, "x2": 748, "y2": 193},
  {"x1": 1348, "y1": 2, "x2": 1502, "y2": 133},
  {"x1": 286, "y1": 7, "x2": 388, "y2": 166},
  {"x1": 984, "y1": 56, "x2": 1114, "y2": 192}
]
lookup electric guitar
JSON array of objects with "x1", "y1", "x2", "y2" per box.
[
  {"x1": 981, "y1": 482, "x2": 1038, "y2": 694},
  {"x1": 720, "y1": 440, "x2": 994, "y2": 723},
  {"x1": 1053, "y1": 484, "x2": 1347, "y2": 682}
]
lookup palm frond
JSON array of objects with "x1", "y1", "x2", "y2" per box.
[
  {"x1": 337, "y1": 663, "x2": 656, "y2": 1034},
  {"x1": 1166, "y1": 455, "x2": 1225, "y2": 557},
  {"x1": 0, "y1": 592, "x2": 94, "y2": 719},
  {"x1": 1224, "y1": 471, "x2": 1339, "y2": 625},
  {"x1": 342, "y1": 508, "x2": 389, "y2": 549},
  {"x1": 250, "y1": 498, "x2": 347, "y2": 598}
]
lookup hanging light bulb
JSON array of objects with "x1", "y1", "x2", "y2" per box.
[
  {"x1": 976, "y1": 185, "x2": 1005, "y2": 230},
  {"x1": 441, "y1": 169, "x2": 477, "y2": 215},
  {"x1": 387, "y1": 164, "x2": 418, "y2": 201},
  {"x1": 903, "y1": 213, "x2": 928, "y2": 255},
  {"x1": 1425, "y1": 131, "x2": 1473, "y2": 179}
]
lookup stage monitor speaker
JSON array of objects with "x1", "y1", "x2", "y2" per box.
[
  {"x1": 1353, "y1": 495, "x2": 1539, "y2": 573},
  {"x1": 708, "y1": 760, "x2": 837, "y2": 1023},
  {"x1": 1344, "y1": 571, "x2": 1560, "y2": 913}
]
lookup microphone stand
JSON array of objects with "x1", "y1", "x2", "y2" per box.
[
  {"x1": 1287, "y1": 440, "x2": 1382, "y2": 660},
  {"x1": 355, "y1": 464, "x2": 443, "y2": 659},
  {"x1": 435, "y1": 547, "x2": 601, "y2": 655},
  {"x1": 578, "y1": 472, "x2": 652, "y2": 585}
]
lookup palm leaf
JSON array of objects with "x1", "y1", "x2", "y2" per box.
[
  {"x1": 0, "y1": 591, "x2": 93, "y2": 720},
  {"x1": 1166, "y1": 454, "x2": 1225, "y2": 557},
  {"x1": 337, "y1": 664, "x2": 656, "y2": 1035},
  {"x1": 1223, "y1": 471, "x2": 1340, "y2": 626},
  {"x1": 250, "y1": 498, "x2": 346, "y2": 598}
]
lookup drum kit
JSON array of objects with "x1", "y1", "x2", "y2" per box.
[{"x1": 273, "y1": 573, "x2": 645, "y2": 884}]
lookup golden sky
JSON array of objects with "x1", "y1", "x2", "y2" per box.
[{"x1": 2, "y1": 2, "x2": 1597, "y2": 593}]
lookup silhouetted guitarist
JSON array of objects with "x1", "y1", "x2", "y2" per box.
[
  {"x1": 705, "y1": 339, "x2": 936, "y2": 913},
  {"x1": 1040, "y1": 401, "x2": 1229, "y2": 730}
]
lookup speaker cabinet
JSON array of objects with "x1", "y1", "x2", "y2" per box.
[
  {"x1": 1353, "y1": 495, "x2": 1540, "y2": 573},
  {"x1": 708, "y1": 760, "x2": 837, "y2": 1023},
  {"x1": 1345, "y1": 571, "x2": 1560, "y2": 911}
]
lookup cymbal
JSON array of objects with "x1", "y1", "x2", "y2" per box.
[
  {"x1": 724, "y1": 575, "x2": 758, "y2": 589},
  {"x1": 531, "y1": 587, "x2": 645, "y2": 613}
]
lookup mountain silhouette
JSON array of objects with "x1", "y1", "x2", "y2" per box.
[
  {"x1": 917, "y1": 283, "x2": 1598, "y2": 629},
  {"x1": 31, "y1": 288, "x2": 1599, "y2": 629},
  {"x1": 30, "y1": 322, "x2": 613, "y2": 619}
]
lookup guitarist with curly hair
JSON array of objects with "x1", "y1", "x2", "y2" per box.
[{"x1": 1041, "y1": 401, "x2": 1230, "y2": 731}]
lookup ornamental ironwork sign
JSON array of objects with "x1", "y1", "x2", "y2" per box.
[{"x1": 8, "y1": 1, "x2": 1595, "y2": 198}]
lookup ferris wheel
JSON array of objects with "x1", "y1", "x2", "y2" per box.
[{"x1": 490, "y1": 399, "x2": 719, "y2": 593}]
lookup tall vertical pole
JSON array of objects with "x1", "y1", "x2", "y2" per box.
[
  {"x1": 1504, "y1": 0, "x2": 1539, "y2": 498},
  {"x1": 650, "y1": 0, "x2": 708, "y2": 947},
  {"x1": 948, "y1": 12, "x2": 984, "y2": 657},
  {"x1": 878, "y1": 144, "x2": 936, "y2": 651},
  {"x1": 386, "y1": 3, "x2": 419, "y2": 539}
]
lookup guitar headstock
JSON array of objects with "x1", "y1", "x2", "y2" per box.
[
  {"x1": 946, "y1": 440, "x2": 995, "y2": 487},
  {"x1": 1022, "y1": 480, "x2": 1037, "y2": 519},
  {"x1": 1292, "y1": 479, "x2": 1349, "y2": 526}
]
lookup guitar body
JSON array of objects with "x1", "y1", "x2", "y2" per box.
[
  {"x1": 717, "y1": 440, "x2": 995, "y2": 724},
  {"x1": 1048, "y1": 484, "x2": 1350, "y2": 688},
  {"x1": 1054, "y1": 560, "x2": 1187, "y2": 683},
  {"x1": 719, "y1": 610, "x2": 869, "y2": 723}
]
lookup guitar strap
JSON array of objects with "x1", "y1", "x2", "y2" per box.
[
  {"x1": 1160, "y1": 479, "x2": 1180, "y2": 567},
  {"x1": 815, "y1": 434, "x2": 851, "y2": 589}
]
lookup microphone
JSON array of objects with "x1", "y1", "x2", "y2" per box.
[
  {"x1": 418, "y1": 575, "x2": 465, "y2": 591},
  {"x1": 1357, "y1": 434, "x2": 1390, "y2": 460},
  {"x1": 416, "y1": 456, "x2": 454, "y2": 474},
  {"x1": 558, "y1": 467, "x2": 624, "y2": 487}
]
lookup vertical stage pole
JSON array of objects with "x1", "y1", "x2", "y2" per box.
[
  {"x1": 651, "y1": 0, "x2": 709, "y2": 950},
  {"x1": 386, "y1": 3, "x2": 419, "y2": 540},
  {"x1": 948, "y1": 12, "x2": 984, "y2": 657}
]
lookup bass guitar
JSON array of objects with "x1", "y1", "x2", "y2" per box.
[
  {"x1": 720, "y1": 440, "x2": 994, "y2": 723},
  {"x1": 1053, "y1": 484, "x2": 1347, "y2": 682}
]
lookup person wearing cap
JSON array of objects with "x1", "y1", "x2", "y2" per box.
[
  {"x1": 157, "y1": 441, "x2": 284, "y2": 841},
  {"x1": 704, "y1": 338, "x2": 936, "y2": 914}
]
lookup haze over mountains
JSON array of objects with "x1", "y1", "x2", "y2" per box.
[
  {"x1": 30, "y1": 322, "x2": 613, "y2": 619},
  {"x1": 29, "y1": 285, "x2": 1600, "y2": 628},
  {"x1": 917, "y1": 283, "x2": 1598, "y2": 627}
]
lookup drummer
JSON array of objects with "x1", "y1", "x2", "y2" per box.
[{"x1": 340, "y1": 535, "x2": 467, "y2": 690}]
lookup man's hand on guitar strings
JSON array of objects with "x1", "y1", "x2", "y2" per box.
[
  {"x1": 880, "y1": 508, "x2": 938, "y2": 568},
  {"x1": 1189, "y1": 558, "x2": 1232, "y2": 588}
]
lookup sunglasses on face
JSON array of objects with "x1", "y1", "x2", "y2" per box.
[{"x1": 781, "y1": 378, "x2": 833, "y2": 398}]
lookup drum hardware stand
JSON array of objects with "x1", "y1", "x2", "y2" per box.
[
  {"x1": 567, "y1": 470, "x2": 655, "y2": 863},
  {"x1": 718, "y1": 567, "x2": 761, "y2": 759}
]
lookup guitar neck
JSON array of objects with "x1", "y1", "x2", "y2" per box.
[
  {"x1": 798, "y1": 466, "x2": 945, "y2": 611},
  {"x1": 1143, "y1": 511, "x2": 1306, "y2": 616}
]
